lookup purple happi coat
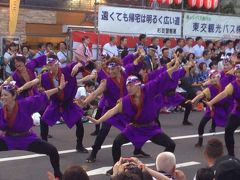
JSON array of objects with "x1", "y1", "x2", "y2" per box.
[
  {"x1": 122, "y1": 53, "x2": 138, "y2": 66},
  {"x1": 144, "y1": 65, "x2": 167, "y2": 83},
  {"x1": 13, "y1": 55, "x2": 47, "y2": 99},
  {"x1": 120, "y1": 71, "x2": 172, "y2": 149},
  {"x1": 97, "y1": 68, "x2": 109, "y2": 109},
  {"x1": 41, "y1": 62, "x2": 83, "y2": 128},
  {"x1": 103, "y1": 63, "x2": 142, "y2": 130},
  {"x1": 155, "y1": 68, "x2": 186, "y2": 109},
  {"x1": 0, "y1": 93, "x2": 49, "y2": 150},
  {"x1": 203, "y1": 73, "x2": 235, "y2": 127},
  {"x1": 205, "y1": 85, "x2": 231, "y2": 127}
]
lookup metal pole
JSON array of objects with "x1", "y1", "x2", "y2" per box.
[
  {"x1": 97, "y1": 31, "x2": 100, "y2": 61},
  {"x1": 94, "y1": 0, "x2": 97, "y2": 33},
  {"x1": 218, "y1": 0, "x2": 221, "y2": 13},
  {"x1": 95, "y1": 0, "x2": 100, "y2": 60},
  {"x1": 181, "y1": 0, "x2": 184, "y2": 10}
]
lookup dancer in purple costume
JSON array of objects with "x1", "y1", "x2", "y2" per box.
[
  {"x1": 87, "y1": 60, "x2": 180, "y2": 175},
  {"x1": 17, "y1": 55, "x2": 88, "y2": 153},
  {"x1": 0, "y1": 75, "x2": 67, "y2": 179},
  {"x1": 207, "y1": 64, "x2": 240, "y2": 156},
  {"x1": 187, "y1": 69, "x2": 235, "y2": 147},
  {"x1": 77, "y1": 52, "x2": 149, "y2": 163}
]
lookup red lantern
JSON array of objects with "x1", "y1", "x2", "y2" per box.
[
  {"x1": 165, "y1": 0, "x2": 173, "y2": 5},
  {"x1": 174, "y1": 0, "x2": 182, "y2": 5},
  {"x1": 211, "y1": 0, "x2": 218, "y2": 9},
  {"x1": 157, "y1": 0, "x2": 165, "y2": 4},
  {"x1": 188, "y1": 0, "x2": 196, "y2": 8},
  {"x1": 204, "y1": 0, "x2": 212, "y2": 9},
  {"x1": 196, "y1": 0, "x2": 203, "y2": 8}
]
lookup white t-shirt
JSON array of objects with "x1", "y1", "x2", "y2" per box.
[
  {"x1": 193, "y1": 44, "x2": 205, "y2": 59},
  {"x1": 75, "y1": 86, "x2": 87, "y2": 99},
  {"x1": 102, "y1": 43, "x2": 118, "y2": 57},
  {"x1": 183, "y1": 45, "x2": 194, "y2": 54},
  {"x1": 57, "y1": 51, "x2": 68, "y2": 68}
]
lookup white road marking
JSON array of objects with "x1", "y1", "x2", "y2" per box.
[
  {"x1": 0, "y1": 130, "x2": 239, "y2": 162},
  {"x1": 87, "y1": 161, "x2": 201, "y2": 176}
]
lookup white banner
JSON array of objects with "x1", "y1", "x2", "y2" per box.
[
  {"x1": 98, "y1": 6, "x2": 182, "y2": 37},
  {"x1": 183, "y1": 13, "x2": 240, "y2": 39}
]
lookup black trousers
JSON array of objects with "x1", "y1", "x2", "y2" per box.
[
  {"x1": 40, "y1": 119, "x2": 84, "y2": 147},
  {"x1": 94, "y1": 107, "x2": 102, "y2": 132},
  {"x1": 92, "y1": 122, "x2": 111, "y2": 154},
  {"x1": 180, "y1": 101, "x2": 192, "y2": 123},
  {"x1": 112, "y1": 132, "x2": 176, "y2": 163},
  {"x1": 198, "y1": 116, "x2": 212, "y2": 136},
  {"x1": 0, "y1": 139, "x2": 62, "y2": 178},
  {"x1": 225, "y1": 114, "x2": 240, "y2": 156},
  {"x1": 211, "y1": 119, "x2": 216, "y2": 130},
  {"x1": 40, "y1": 119, "x2": 49, "y2": 141}
]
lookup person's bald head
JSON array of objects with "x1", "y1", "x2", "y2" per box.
[{"x1": 156, "y1": 152, "x2": 176, "y2": 175}]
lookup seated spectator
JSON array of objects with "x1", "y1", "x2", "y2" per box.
[
  {"x1": 197, "y1": 62, "x2": 209, "y2": 83},
  {"x1": 57, "y1": 41, "x2": 69, "y2": 68},
  {"x1": 75, "y1": 80, "x2": 96, "y2": 122},
  {"x1": 75, "y1": 80, "x2": 95, "y2": 100},
  {"x1": 209, "y1": 61, "x2": 218, "y2": 71},
  {"x1": 135, "y1": 34, "x2": 147, "y2": 53},
  {"x1": 196, "y1": 50, "x2": 212, "y2": 68},
  {"x1": 162, "y1": 38, "x2": 172, "y2": 58},
  {"x1": 172, "y1": 38, "x2": 185, "y2": 55},
  {"x1": 225, "y1": 40, "x2": 234, "y2": 55},
  {"x1": 195, "y1": 168, "x2": 214, "y2": 180},
  {"x1": 160, "y1": 48, "x2": 171, "y2": 66},
  {"x1": 21, "y1": 44, "x2": 34, "y2": 63},
  {"x1": 180, "y1": 54, "x2": 202, "y2": 100},
  {"x1": 150, "y1": 37, "x2": 162, "y2": 59},
  {"x1": 144, "y1": 45, "x2": 158, "y2": 72},
  {"x1": 175, "y1": 48, "x2": 186, "y2": 64},
  {"x1": 183, "y1": 37, "x2": 194, "y2": 55},
  {"x1": 193, "y1": 36, "x2": 204, "y2": 60},
  {"x1": 156, "y1": 152, "x2": 186, "y2": 180},
  {"x1": 117, "y1": 36, "x2": 129, "y2": 58},
  {"x1": 48, "y1": 165, "x2": 89, "y2": 180}
]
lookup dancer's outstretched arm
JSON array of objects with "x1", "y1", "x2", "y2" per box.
[{"x1": 87, "y1": 101, "x2": 122, "y2": 124}]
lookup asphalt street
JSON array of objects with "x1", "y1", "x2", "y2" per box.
[{"x1": 0, "y1": 111, "x2": 240, "y2": 180}]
